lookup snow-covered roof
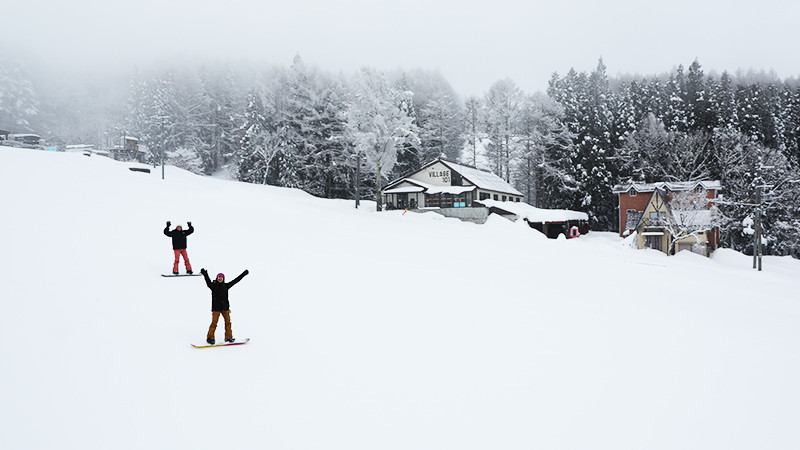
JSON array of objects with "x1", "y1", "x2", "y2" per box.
[
  {"x1": 612, "y1": 180, "x2": 722, "y2": 194},
  {"x1": 439, "y1": 160, "x2": 523, "y2": 196},
  {"x1": 672, "y1": 209, "x2": 715, "y2": 228},
  {"x1": 384, "y1": 179, "x2": 479, "y2": 195},
  {"x1": 477, "y1": 199, "x2": 588, "y2": 222},
  {"x1": 384, "y1": 185, "x2": 425, "y2": 194}
]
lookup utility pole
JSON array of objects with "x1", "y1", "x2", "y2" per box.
[
  {"x1": 355, "y1": 153, "x2": 361, "y2": 209},
  {"x1": 755, "y1": 186, "x2": 762, "y2": 271}
]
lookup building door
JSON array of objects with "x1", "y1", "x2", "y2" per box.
[
  {"x1": 645, "y1": 234, "x2": 663, "y2": 251},
  {"x1": 397, "y1": 193, "x2": 408, "y2": 209}
]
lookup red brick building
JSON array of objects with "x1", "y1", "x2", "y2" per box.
[{"x1": 612, "y1": 181, "x2": 723, "y2": 255}]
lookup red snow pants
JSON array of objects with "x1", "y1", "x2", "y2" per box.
[{"x1": 173, "y1": 249, "x2": 192, "y2": 273}]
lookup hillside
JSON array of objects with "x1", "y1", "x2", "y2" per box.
[{"x1": 1, "y1": 146, "x2": 799, "y2": 450}]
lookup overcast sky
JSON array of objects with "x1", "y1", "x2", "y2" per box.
[{"x1": 3, "y1": 0, "x2": 799, "y2": 96}]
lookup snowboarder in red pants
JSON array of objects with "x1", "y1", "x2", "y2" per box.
[
  {"x1": 201, "y1": 268, "x2": 249, "y2": 344},
  {"x1": 163, "y1": 221, "x2": 194, "y2": 274}
]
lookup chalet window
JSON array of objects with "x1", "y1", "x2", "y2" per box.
[
  {"x1": 630, "y1": 189, "x2": 636, "y2": 196},
  {"x1": 451, "y1": 172, "x2": 463, "y2": 186},
  {"x1": 479, "y1": 192, "x2": 490, "y2": 200},
  {"x1": 493, "y1": 194, "x2": 498, "y2": 200},
  {"x1": 502, "y1": 195, "x2": 507, "y2": 201},
  {"x1": 425, "y1": 192, "x2": 468, "y2": 208},
  {"x1": 695, "y1": 186, "x2": 704, "y2": 193}
]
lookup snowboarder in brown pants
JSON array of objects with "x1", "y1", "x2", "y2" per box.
[{"x1": 200, "y1": 268, "x2": 249, "y2": 344}]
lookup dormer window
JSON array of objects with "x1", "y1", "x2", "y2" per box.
[
  {"x1": 630, "y1": 188, "x2": 636, "y2": 196},
  {"x1": 695, "y1": 185, "x2": 704, "y2": 193}
]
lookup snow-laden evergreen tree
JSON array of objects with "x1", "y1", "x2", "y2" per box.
[
  {"x1": 710, "y1": 71, "x2": 739, "y2": 131},
  {"x1": 664, "y1": 65, "x2": 689, "y2": 132},
  {"x1": 617, "y1": 113, "x2": 711, "y2": 183},
  {"x1": 125, "y1": 74, "x2": 184, "y2": 163},
  {"x1": 236, "y1": 88, "x2": 286, "y2": 185},
  {"x1": 513, "y1": 93, "x2": 576, "y2": 207},
  {"x1": 685, "y1": 60, "x2": 715, "y2": 131},
  {"x1": 783, "y1": 85, "x2": 800, "y2": 165},
  {"x1": 345, "y1": 67, "x2": 418, "y2": 211}
]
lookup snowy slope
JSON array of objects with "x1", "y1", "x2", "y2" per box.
[{"x1": 1, "y1": 146, "x2": 800, "y2": 450}]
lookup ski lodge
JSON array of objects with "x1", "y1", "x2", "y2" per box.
[
  {"x1": 382, "y1": 159, "x2": 524, "y2": 210},
  {"x1": 382, "y1": 158, "x2": 589, "y2": 237}
]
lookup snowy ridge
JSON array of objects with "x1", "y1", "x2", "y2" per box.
[{"x1": 1, "y1": 146, "x2": 800, "y2": 450}]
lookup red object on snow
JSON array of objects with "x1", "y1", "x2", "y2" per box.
[{"x1": 569, "y1": 226, "x2": 581, "y2": 239}]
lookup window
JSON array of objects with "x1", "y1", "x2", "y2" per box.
[
  {"x1": 425, "y1": 192, "x2": 469, "y2": 208},
  {"x1": 630, "y1": 189, "x2": 637, "y2": 196},
  {"x1": 502, "y1": 195, "x2": 507, "y2": 201},
  {"x1": 695, "y1": 185, "x2": 704, "y2": 193},
  {"x1": 479, "y1": 192, "x2": 490, "y2": 200},
  {"x1": 493, "y1": 194, "x2": 498, "y2": 200}
]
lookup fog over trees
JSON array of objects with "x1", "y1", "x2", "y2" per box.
[{"x1": 2, "y1": 56, "x2": 799, "y2": 258}]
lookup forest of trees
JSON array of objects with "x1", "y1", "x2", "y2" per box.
[{"x1": 2, "y1": 57, "x2": 799, "y2": 258}]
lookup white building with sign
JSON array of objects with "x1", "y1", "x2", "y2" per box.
[{"x1": 382, "y1": 159, "x2": 523, "y2": 210}]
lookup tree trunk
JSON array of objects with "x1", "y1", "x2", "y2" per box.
[{"x1": 375, "y1": 165, "x2": 382, "y2": 212}]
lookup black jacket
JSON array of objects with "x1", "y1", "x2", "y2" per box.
[
  {"x1": 164, "y1": 224, "x2": 194, "y2": 250},
  {"x1": 202, "y1": 270, "x2": 248, "y2": 311}
]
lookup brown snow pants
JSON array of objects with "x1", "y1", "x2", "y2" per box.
[{"x1": 207, "y1": 311, "x2": 232, "y2": 341}]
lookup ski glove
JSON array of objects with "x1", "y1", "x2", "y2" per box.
[
  {"x1": 187, "y1": 221, "x2": 192, "y2": 226},
  {"x1": 243, "y1": 269, "x2": 249, "y2": 276},
  {"x1": 166, "y1": 221, "x2": 171, "y2": 227}
]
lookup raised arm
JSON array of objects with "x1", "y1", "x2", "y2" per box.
[
  {"x1": 163, "y1": 220, "x2": 172, "y2": 237},
  {"x1": 186, "y1": 222, "x2": 194, "y2": 236},
  {"x1": 200, "y1": 268, "x2": 212, "y2": 288},
  {"x1": 227, "y1": 269, "x2": 249, "y2": 288}
]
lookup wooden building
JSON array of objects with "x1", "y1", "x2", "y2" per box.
[{"x1": 382, "y1": 159, "x2": 523, "y2": 210}]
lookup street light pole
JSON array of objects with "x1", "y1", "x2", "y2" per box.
[{"x1": 752, "y1": 179, "x2": 800, "y2": 271}]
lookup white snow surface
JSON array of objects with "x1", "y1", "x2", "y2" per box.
[{"x1": 2, "y1": 146, "x2": 800, "y2": 450}]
